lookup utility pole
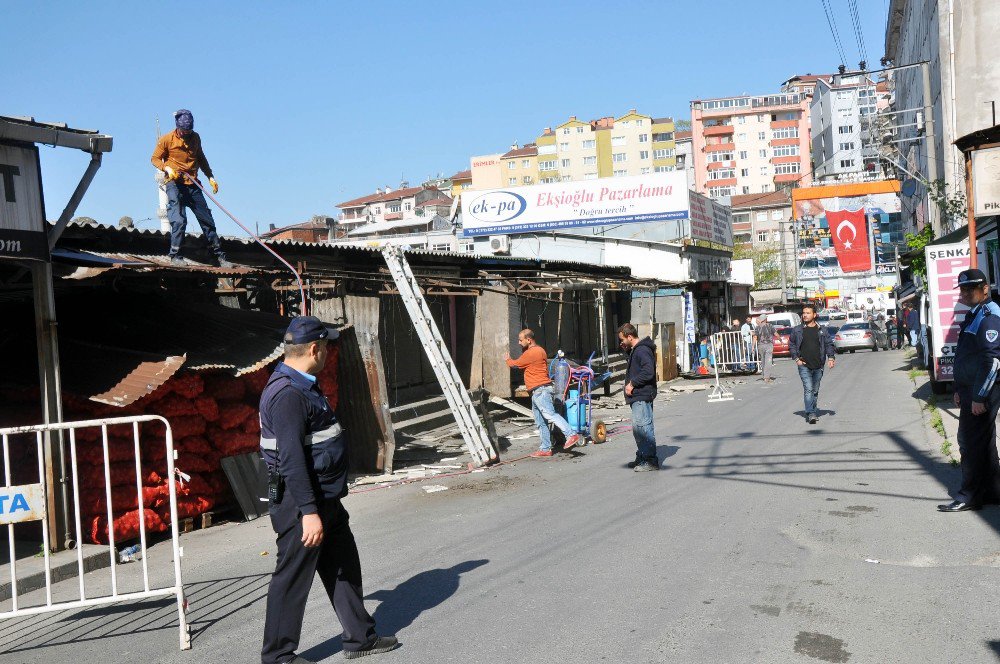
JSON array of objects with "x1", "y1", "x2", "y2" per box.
[
  {"x1": 920, "y1": 61, "x2": 940, "y2": 237},
  {"x1": 779, "y1": 220, "x2": 788, "y2": 304}
]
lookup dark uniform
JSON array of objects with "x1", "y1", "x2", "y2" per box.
[
  {"x1": 945, "y1": 272, "x2": 1000, "y2": 511},
  {"x1": 260, "y1": 318, "x2": 382, "y2": 663}
]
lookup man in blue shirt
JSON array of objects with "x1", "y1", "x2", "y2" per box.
[
  {"x1": 260, "y1": 316, "x2": 397, "y2": 663},
  {"x1": 939, "y1": 269, "x2": 1000, "y2": 512}
]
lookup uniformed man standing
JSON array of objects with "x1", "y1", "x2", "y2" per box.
[
  {"x1": 260, "y1": 316, "x2": 397, "y2": 662},
  {"x1": 939, "y1": 269, "x2": 1000, "y2": 512}
]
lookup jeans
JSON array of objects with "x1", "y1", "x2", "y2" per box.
[
  {"x1": 165, "y1": 180, "x2": 225, "y2": 257},
  {"x1": 531, "y1": 385, "x2": 573, "y2": 451},
  {"x1": 744, "y1": 340, "x2": 757, "y2": 372},
  {"x1": 630, "y1": 400, "x2": 658, "y2": 464},
  {"x1": 758, "y1": 343, "x2": 773, "y2": 380},
  {"x1": 909, "y1": 330, "x2": 918, "y2": 347},
  {"x1": 797, "y1": 365, "x2": 825, "y2": 416}
]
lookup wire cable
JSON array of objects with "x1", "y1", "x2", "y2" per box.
[{"x1": 820, "y1": 0, "x2": 848, "y2": 66}]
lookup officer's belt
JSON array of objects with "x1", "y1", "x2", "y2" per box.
[{"x1": 259, "y1": 422, "x2": 342, "y2": 450}]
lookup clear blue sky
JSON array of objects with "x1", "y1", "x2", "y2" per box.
[{"x1": 6, "y1": 0, "x2": 889, "y2": 236}]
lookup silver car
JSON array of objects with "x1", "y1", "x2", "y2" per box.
[{"x1": 833, "y1": 322, "x2": 876, "y2": 353}]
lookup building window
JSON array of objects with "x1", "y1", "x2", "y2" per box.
[
  {"x1": 738, "y1": 150, "x2": 748, "y2": 160},
  {"x1": 839, "y1": 142, "x2": 855, "y2": 151},
  {"x1": 639, "y1": 133, "x2": 649, "y2": 143},
  {"x1": 708, "y1": 168, "x2": 735, "y2": 180},
  {"x1": 522, "y1": 159, "x2": 530, "y2": 168},
  {"x1": 742, "y1": 186, "x2": 751, "y2": 194},
  {"x1": 775, "y1": 162, "x2": 800, "y2": 174},
  {"x1": 759, "y1": 149, "x2": 768, "y2": 158},
  {"x1": 559, "y1": 142, "x2": 570, "y2": 151},
  {"x1": 508, "y1": 161, "x2": 516, "y2": 170},
  {"x1": 655, "y1": 148, "x2": 677, "y2": 159},
  {"x1": 405, "y1": 202, "x2": 411, "y2": 211},
  {"x1": 738, "y1": 116, "x2": 747, "y2": 124},
  {"x1": 839, "y1": 159, "x2": 856, "y2": 168},
  {"x1": 582, "y1": 139, "x2": 596, "y2": 149},
  {"x1": 771, "y1": 210, "x2": 783, "y2": 220},
  {"x1": 738, "y1": 133, "x2": 747, "y2": 142},
  {"x1": 760, "y1": 166, "x2": 769, "y2": 176},
  {"x1": 561, "y1": 158, "x2": 571, "y2": 168},
  {"x1": 576, "y1": 126, "x2": 585, "y2": 133},
  {"x1": 740, "y1": 168, "x2": 750, "y2": 177},
  {"x1": 756, "y1": 212, "x2": 768, "y2": 222},
  {"x1": 837, "y1": 90, "x2": 852, "y2": 100},
  {"x1": 758, "y1": 131, "x2": 766, "y2": 140},
  {"x1": 838, "y1": 125, "x2": 854, "y2": 134},
  {"x1": 707, "y1": 151, "x2": 733, "y2": 163},
  {"x1": 612, "y1": 152, "x2": 627, "y2": 162},
  {"x1": 612, "y1": 136, "x2": 626, "y2": 147},
  {"x1": 508, "y1": 177, "x2": 517, "y2": 185},
  {"x1": 761, "y1": 184, "x2": 772, "y2": 192},
  {"x1": 563, "y1": 127, "x2": 571, "y2": 134},
  {"x1": 461, "y1": 183, "x2": 471, "y2": 190},
  {"x1": 757, "y1": 231, "x2": 769, "y2": 243},
  {"x1": 639, "y1": 150, "x2": 649, "y2": 160},
  {"x1": 388, "y1": 204, "x2": 401, "y2": 213},
  {"x1": 539, "y1": 160, "x2": 557, "y2": 170},
  {"x1": 522, "y1": 176, "x2": 533, "y2": 184},
  {"x1": 640, "y1": 167, "x2": 651, "y2": 174},
  {"x1": 584, "y1": 173, "x2": 598, "y2": 180},
  {"x1": 561, "y1": 175, "x2": 572, "y2": 182},
  {"x1": 758, "y1": 114, "x2": 767, "y2": 122},
  {"x1": 654, "y1": 165, "x2": 675, "y2": 172},
  {"x1": 783, "y1": 112, "x2": 797, "y2": 121},
  {"x1": 583, "y1": 155, "x2": 596, "y2": 165},
  {"x1": 772, "y1": 127, "x2": 799, "y2": 139},
  {"x1": 613, "y1": 169, "x2": 628, "y2": 177},
  {"x1": 708, "y1": 185, "x2": 736, "y2": 197},
  {"x1": 652, "y1": 132, "x2": 673, "y2": 142},
  {"x1": 772, "y1": 145, "x2": 799, "y2": 157}
]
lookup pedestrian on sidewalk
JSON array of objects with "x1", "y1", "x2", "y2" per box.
[
  {"x1": 754, "y1": 315, "x2": 777, "y2": 383},
  {"x1": 506, "y1": 329, "x2": 580, "y2": 457},
  {"x1": 259, "y1": 316, "x2": 397, "y2": 663},
  {"x1": 789, "y1": 304, "x2": 835, "y2": 424},
  {"x1": 619, "y1": 323, "x2": 660, "y2": 472},
  {"x1": 938, "y1": 269, "x2": 1000, "y2": 512},
  {"x1": 905, "y1": 304, "x2": 920, "y2": 347},
  {"x1": 150, "y1": 108, "x2": 232, "y2": 267}
]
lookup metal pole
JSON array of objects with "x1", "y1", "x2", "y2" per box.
[
  {"x1": 966, "y1": 150, "x2": 978, "y2": 268},
  {"x1": 920, "y1": 61, "x2": 940, "y2": 237},
  {"x1": 47, "y1": 154, "x2": 102, "y2": 250},
  {"x1": 595, "y1": 289, "x2": 608, "y2": 363},
  {"x1": 780, "y1": 221, "x2": 789, "y2": 304}
]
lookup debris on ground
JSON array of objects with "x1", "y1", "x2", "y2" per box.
[{"x1": 422, "y1": 485, "x2": 448, "y2": 493}]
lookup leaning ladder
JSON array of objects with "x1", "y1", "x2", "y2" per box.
[{"x1": 381, "y1": 246, "x2": 498, "y2": 466}]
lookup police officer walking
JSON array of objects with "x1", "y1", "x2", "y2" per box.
[
  {"x1": 939, "y1": 269, "x2": 1000, "y2": 512},
  {"x1": 260, "y1": 316, "x2": 398, "y2": 662}
]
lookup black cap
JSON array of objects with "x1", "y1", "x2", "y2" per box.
[
  {"x1": 283, "y1": 316, "x2": 339, "y2": 344},
  {"x1": 957, "y1": 269, "x2": 988, "y2": 287}
]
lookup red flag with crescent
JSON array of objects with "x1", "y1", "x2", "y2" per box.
[{"x1": 827, "y1": 209, "x2": 871, "y2": 272}]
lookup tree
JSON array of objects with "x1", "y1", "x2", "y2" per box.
[
  {"x1": 674, "y1": 119, "x2": 692, "y2": 132},
  {"x1": 905, "y1": 179, "x2": 965, "y2": 280},
  {"x1": 732, "y1": 243, "x2": 782, "y2": 290}
]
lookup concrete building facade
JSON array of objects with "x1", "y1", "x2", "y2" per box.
[
  {"x1": 690, "y1": 92, "x2": 812, "y2": 200},
  {"x1": 500, "y1": 143, "x2": 539, "y2": 187},
  {"x1": 810, "y1": 72, "x2": 880, "y2": 183}
]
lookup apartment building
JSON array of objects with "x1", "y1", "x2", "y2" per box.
[
  {"x1": 675, "y1": 130, "x2": 696, "y2": 190},
  {"x1": 449, "y1": 169, "x2": 472, "y2": 199},
  {"x1": 690, "y1": 93, "x2": 812, "y2": 200},
  {"x1": 469, "y1": 153, "x2": 504, "y2": 190},
  {"x1": 336, "y1": 183, "x2": 449, "y2": 231},
  {"x1": 500, "y1": 143, "x2": 539, "y2": 187},
  {"x1": 810, "y1": 71, "x2": 880, "y2": 183}
]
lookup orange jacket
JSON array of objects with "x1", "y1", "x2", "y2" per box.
[
  {"x1": 151, "y1": 130, "x2": 213, "y2": 184},
  {"x1": 506, "y1": 344, "x2": 552, "y2": 391}
]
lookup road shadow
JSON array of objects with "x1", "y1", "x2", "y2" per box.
[
  {"x1": 300, "y1": 559, "x2": 489, "y2": 661},
  {"x1": 986, "y1": 639, "x2": 1000, "y2": 659},
  {"x1": 0, "y1": 573, "x2": 270, "y2": 655},
  {"x1": 792, "y1": 409, "x2": 838, "y2": 418}
]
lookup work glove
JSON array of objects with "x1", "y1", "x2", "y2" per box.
[
  {"x1": 209, "y1": 178, "x2": 219, "y2": 195},
  {"x1": 163, "y1": 165, "x2": 177, "y2": 180}
]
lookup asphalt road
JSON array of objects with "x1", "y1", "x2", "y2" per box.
[{"x1": 3, "y1": 350, "x2": 1000, "y2": 663}]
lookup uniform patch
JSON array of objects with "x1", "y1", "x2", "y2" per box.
[{"x1": 987, "y1": 329, "x2": 998, "y2": 343}]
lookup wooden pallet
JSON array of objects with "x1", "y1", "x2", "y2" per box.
[{"x1": 178, "y1": 507, "x2": 231, "y2": 534}]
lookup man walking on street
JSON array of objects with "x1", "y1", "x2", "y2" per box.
[
  {"x1": 619, "y1": 323, "x2": 660, "y2": 472},
  {"x1": 741, "y1": 315, "x2": 757, "y2": 373},
  {"x1": 906, "y1": 304, "x2": 920, "y2": 348},
  {"x1": 939, "y1": 269, "x2": 1000, "y2": 512},
  {"x1": 790, "y1": 304, "x2": 835, "y2": 424},
  {"x1": 754, "y1": 315, "x2": 777, "y2": 383},
  {"x1": 506, "y1": 329, "x2": 580, "y2": 457},
  {"x1": 259, "y1": 316, "x2": 397, "y2": 663},
  {"x1": 151, "y1": 109, "x2": 232, "y2": 267}
]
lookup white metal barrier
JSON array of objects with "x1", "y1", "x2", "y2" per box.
[
  {"x1": 0, "y1": 415, "x2": 190, "y2": 650},
  {"x1": 707, "y1": 330, "x2": 761, "y2": 402}
]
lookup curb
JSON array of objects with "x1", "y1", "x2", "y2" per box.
[{"x1": 0, "y1": 546, "x2": 111, "y2": 603}]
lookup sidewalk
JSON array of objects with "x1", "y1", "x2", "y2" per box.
[{"x1": 904, "y1": 347, "x2": 961, "y2": 463}]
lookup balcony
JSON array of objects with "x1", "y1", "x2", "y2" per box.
[
  {"x1": 774, "y1": 173, "x2": 800, "y2": 183},
  {"x1": 384, "y1": 212, "x2": 403, "y2": 221},
  {"x1": 703, "y1": 124, "x2": 735, "y2": 137},
  {"x1": 770, "y1": 137, "x2": 800, "y2": 147},
  {"x1": 770, "y1": 120, "x2": 798, "y2": 129},
  {"x1": 770, "y1": 155, "x2": 800, "y2": 165},
  {"x1": 707, "y1": 161, "x2": 735, "y2": 171},
  {"x1": 705, "y1": 177, "x2": 737, "y2": 188},
  {"x1": 704, "y1": 142, "x2": 735, "y2": 152}
]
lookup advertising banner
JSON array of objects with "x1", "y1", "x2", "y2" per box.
[
  {"x1": 462, "y1": 172, "x2": 689, "y2": 237},
  {"x1": 925, "y1": 242, "x2": 972, "y2": 383},
  {"x1": 0, "y1": 142, "x2": 49, "y2": 261},
  {"x1": 972, "y1": 146, "x2": 1000, "y2": 217}
]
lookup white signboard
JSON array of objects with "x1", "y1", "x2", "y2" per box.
[
  {"x1": 0, "y1": 483, "x2": 46, "y2": 525},
  {"x1": 462, "y1": 172, "x2": 689, "y2": 237},
  {"x1": 925, "y1": 242, "x2": 972, "y2": 383},
  {"x1": 0, "y1": 142, "x2": 48, "y2": 261},
  {"x1": 972, "y1": 146, "x2": 1000, "y2": 217},
  {"x1": 688, "y1": 190, "x2": 734, "y2": 249}
]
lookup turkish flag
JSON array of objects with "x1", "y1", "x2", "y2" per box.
[{"x1": 827, "y1": 209, "x2": 871, "y2": 272}]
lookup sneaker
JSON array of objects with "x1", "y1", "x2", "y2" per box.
[
  {"x1": 807, "y1": 414, "x2": 818, "y2": 424},
  {"x1": 633, "y1": 462, "x2": 659, "y2": 472},
  {"x1": 530, "y1": 450, "x2": 553, "y2": 458},
  {"x1": 626, "y1": 460, "x2": 640, "y2": 469},
  {"x1": 344, "y1": 635, "x2": 399, "y2": 659},
  {"x1": 217, "y1": 257, "x2": 234, "y2": 268},
  {"x1": 563, "y1": 434, "x2": 581, "y2": 450},
  {"x1": 169, "y1": 255, "x2": 185, "y2": 266}
]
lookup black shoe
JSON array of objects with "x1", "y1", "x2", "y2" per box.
[
  {"x1": 344, "y1": 635, "x2": 399, "y2": 659},
  {"x1": 626, "y1": 460, "x2": 640, "y2": 468},
  {"x1": 633, "y1": 461, "x2": 659, "y2": 472},
  {"x1": 807, "y1": 414, "x2": 818, "y2": 424},
  {"x1": 937, "y1": 500, "x2": 981, "y2": 512},
  {"x1": 169, "y1": 255, "x2": 185, "y2": 266}
]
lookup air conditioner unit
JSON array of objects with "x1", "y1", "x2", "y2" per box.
[{"x1": 489, "y1": 235, "x2": 510, "y2": 255}]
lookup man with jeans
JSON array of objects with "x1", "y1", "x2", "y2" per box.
[
  {"x1": 789, "y1": 304, "x2": 835, "y2": 424},
  {"x1": 754, "y1": 315, "x2": 777, "y2": 383},
  {"x1": 619, "y1": 323, "x2": 660, "y2": 472},
  {"x1": 151, "y1": 109, "x2": 231, "y2": 267},
  {"x1": 906, "y1": 305, "x2": 920, "y2": 347},
  {"x1": 506, "y1": 329, "x2": 580, "y2": 457}
]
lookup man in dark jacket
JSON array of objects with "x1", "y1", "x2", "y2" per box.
[
  {"x1": 789, "y1": 304, "x2": 836, "y2": 424},
  {"x1": 619, "y1": 323, "x2": 659, "y2": 472}
]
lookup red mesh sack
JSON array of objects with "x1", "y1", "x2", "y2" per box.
[
  {"x1": 212, "y1": 430, "x2": 259, "y2": 456},
  {"x1": 89, "y1": 508, "x2": 167, "y2": 545},
  {"x1": 241, "y1": 367, "x2": 271, "y2": 395},
  {"x1": 169, "y1": 415, "x2": 207, "y2": 439},
  {"x1": 194, "y1": 396, "x2": 220, "y2": 422},
  {"x1": 159, "y1": 495, "x2": 214, "y2": 522},
  {"x1": 152, "y1": 394, "x2": 199, "y2": 418},
  {"x1": 242, "y1": 416, "x2": 261, "y2": 435},
  {"x1": 177, "y1": 436, "x2": 213, "y2": 455},
  {"x1": 203, "y1": 373, "x2": 247, "y2": 402},
  {"x1": 175, "y1": 454, "x2": 213, "y2": 473},
  {"x1": 168, "y1": 373, "x2": 204, "y2": 399},
  {"x1": 217, "y1": 403, "x2": 256, "y2": 430}
]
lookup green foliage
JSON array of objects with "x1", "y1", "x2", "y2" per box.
[
  {"x1": 904, "y1": 224, "x2": 934, "y2": 280},
  {"x1": 732, "y1": 243, "x2": 782, "y2": 290},
  {"x1": 904, "y1": 180, "x2": 968, "y2": 280},
  {"x1": 674, "y1": 119, "x2": 692, "y2": 132}
]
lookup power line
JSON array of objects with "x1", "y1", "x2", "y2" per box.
[
  {"x1": 847, "y1": 0, "x2": 869, "y2": 65},
  {"x1": 819, "y1": 0, "x2": 848, "y2": 66}
]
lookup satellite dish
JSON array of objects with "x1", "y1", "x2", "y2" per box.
[{"x1": 901, "y1": 179, "x2": 917, "y2": 197}]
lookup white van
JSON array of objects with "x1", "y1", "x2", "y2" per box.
[{"x1": 764, "y1": 312, "x2": 802, "y2": 330}]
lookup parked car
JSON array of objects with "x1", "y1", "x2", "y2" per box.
[
  {"x1": 773, "y1": 327, "x2": 792, "y2": 357},
  {"x1": 767, "y1": 312, "x2": 802, "y2": 330},
  {"x1": 833, "y1": 322, "x2": 877, "y2": 353}
]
